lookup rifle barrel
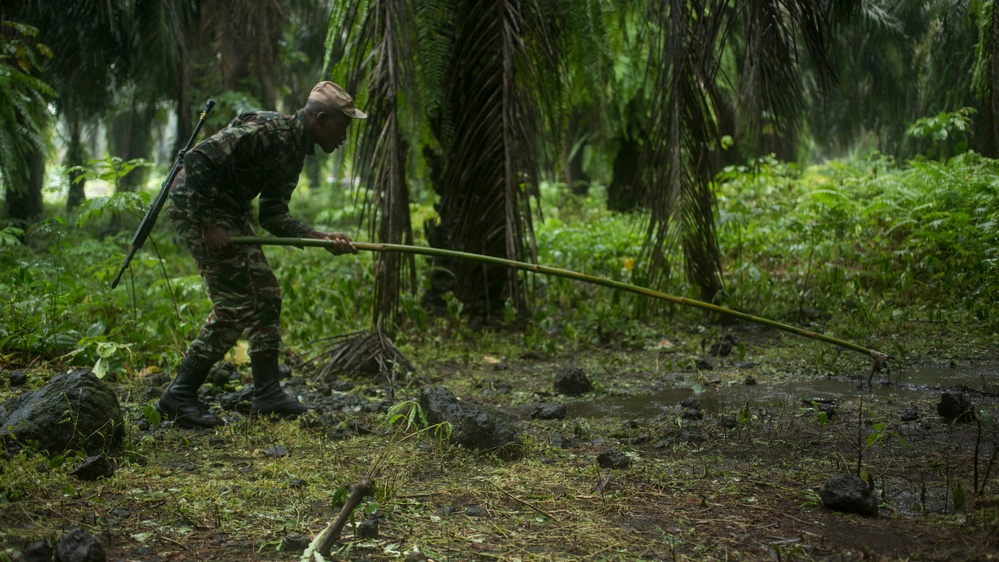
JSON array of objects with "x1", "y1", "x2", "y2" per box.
[{"x1": 110, "y1": 99, "x2": 215, "y2": 289}]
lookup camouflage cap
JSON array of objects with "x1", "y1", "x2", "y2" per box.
[{"x1": 309, "y1": 81, "x2": 367, "y2": 119}]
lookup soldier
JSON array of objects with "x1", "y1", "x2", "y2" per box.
[{"x1": 156, "y1": 81, "x2": 364, "y2": 428}]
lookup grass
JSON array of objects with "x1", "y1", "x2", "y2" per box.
[{"x1": 2, "y1": 324, "x2": 997, "y2": 560}]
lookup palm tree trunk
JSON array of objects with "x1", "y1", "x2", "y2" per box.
[
  {"x1": 4, "y1": 142, "x2": 45, "y2": 224},
  {"x1": 976, "y1": 0, "x2": 999, "y2": 157},
  {"x1": 65, "y1": 116, "x2": 87, "y2": 211},
  {"x1": 108, "y1": 95, "x2": 157, "y2": 193}
]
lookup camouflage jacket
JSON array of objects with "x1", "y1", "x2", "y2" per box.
[{"x1": 177, "y1": 111, "x2": 314, "y2": 237}]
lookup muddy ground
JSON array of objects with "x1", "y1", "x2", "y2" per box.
[{"x1": 2, "y1": 322, "x2": 999, "y2": 561}]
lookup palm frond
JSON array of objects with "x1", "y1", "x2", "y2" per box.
[
  {"x1": 422, "y1": 0, "x2": 560, "y2": 318},
  {"x1": 640, "y1": 0, "x2": 727, "y2": 300},
  {"x1": 304, "y1": 329, "x2": 424, "y2": 384},
  {"x1": 0, "y1": 21, "x2": 55, "y2": 191},
  {"x1": 736, "y1": 0, "x2": 835, "y2": 158},
  {"x1": 345, "y1": 0, "x2": 420, "y2": 329}
]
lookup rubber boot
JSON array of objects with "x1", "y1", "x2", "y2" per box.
[
  {"x1": 155, "y1": 355, "x2": 224, "y2": 428},
  {"x1": 250, "y1": 353, "x2": 310, "y2": 418}
]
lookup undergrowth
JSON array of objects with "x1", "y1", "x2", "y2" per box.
[{"x1": 2, "y1": 152, "x2": 999, "y2": 369}]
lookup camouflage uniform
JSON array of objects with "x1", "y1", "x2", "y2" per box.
[{"x1": 166, "y1": 111, "x2": 315, "y2": 364}]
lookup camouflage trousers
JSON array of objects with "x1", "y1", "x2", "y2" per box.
[{"x1": 166, "y1": 174, "x2": 283, "y2": 364}]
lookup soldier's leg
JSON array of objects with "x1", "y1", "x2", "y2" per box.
[
  {"x1": 242, "y1": 246, "x2": 310, "y2": 418},
  {"x1": 157, "y1": 197, "x2": 257, "y2": 427},
  {"x1": 170, "y1": 203, "x2": 255, "y2": 363}
]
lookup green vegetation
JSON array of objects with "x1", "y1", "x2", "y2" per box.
[
  {"x1": 3, "y1": 1, "x2": 999, "y2": 559},
  {"x1": 4, "y1": 152, "x2": 999, "y2": 366}
]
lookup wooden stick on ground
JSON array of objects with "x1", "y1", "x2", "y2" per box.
[{"x1": 316, "y1": 476, "x2": 376, "y2": 556}]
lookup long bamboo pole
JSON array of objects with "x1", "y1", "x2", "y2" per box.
[{"x1": 231, "y1": 236, "x2": 889, "y2": 366}]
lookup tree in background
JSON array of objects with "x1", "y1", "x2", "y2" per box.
[
  {"x1": 5, "y1": 0, "x2": 999, "y2": 328},
  {"x1": 973, "y1": 0, "x2": 999, "y2": 157},
  {"x1": 637, "y1": 0, "x2": 844, "y2": 303},
  {"x1": 805, "y1": 0, "x2": 999, "y2": 160},
  {"x1": 0, "y1": 20, "x2": 55, "y2": 224}
]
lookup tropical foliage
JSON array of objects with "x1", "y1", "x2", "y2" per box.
[
  {"x1": 0, "y1": 20, "x2": 55, "y2": 222},
  {"x1": 4, "y1": 153, "x2": 999, "y2": 366},
  {"x1": 2, "y1": 0, "x2": 999, "y2": 333}
]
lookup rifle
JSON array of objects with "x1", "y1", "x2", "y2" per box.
[{"x1": 111, "y1": 99, "x2": 215, "y2": 289}]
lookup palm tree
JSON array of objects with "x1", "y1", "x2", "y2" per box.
[
  {"x1": 0, "y1": 20, "x2": 55, "y2": 224},
  {"x1": 803, "y1": 0, "x2": 999, "y2": 160},
  {"x1": 200, "y1": 0, "x2": 288, "y2": 110},
  {"x1": 332, "y1": 0, "x2": 572, "y2": 323},
  {"x1": 417, "y1": 0, "x2": 562, "y2": 319},
  {"x1": 3, "y1": 2, "x2": 126, "y2": 215},
  {"x1": 639, "y1": 0, "x2": 843, "y2": 303},
  {"x1": 334, "y1": 0, "x2": 420, "y2": 329}
]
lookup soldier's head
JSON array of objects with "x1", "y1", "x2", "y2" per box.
[{"x1": 303, "y1": 81, "x2": 367, "y2": 153}]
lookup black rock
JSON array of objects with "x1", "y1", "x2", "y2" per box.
[
  {"x1": 720, "y1": 414, "x2": 738, "y2": 429},
  {"x1": 708, "y1": 335, "x2": 735, "y2": 357},
  {"x1": 262, "y1": 445, "x2": 288, "y2": 457},
  {"x1": 17, "y1": 540, "x2": 52, "y2": 562},
  {"x1": 549, "y1": 433, "x2": 576, "y2": 448},
  {"x1": 680, "y1": 428, "x2": 705, "y2": 443},
  {"x1": 218, "y1": 386, "x2": 254, "y2": 413},
  {"x1": 597, "y1": 448, "x2": 631, "y2": 469},
  {"x1": 357, "y1": 518, "x2": 379, "y2": 539},
  {"x1": 529, "y1": 402, "x2": 567, "y2": 420},
  {"x1": 682, "y1": 408, "x2": 704, "y2": 420},
  {"x1": 464, "y1": 505, "x2": 488, "y2": 517},
  {"x1": 70, "y1": 454, "x2": 114, "y2": 481},
  {"x1": 330, "y1": 380, "x2": 355, "y2": 392},
  {"x1": 817, "y1": 402, "x2": 837, "y2": 419},
  {"x1": 209, "y1": 362, "x2": 240, "y2": 389},
  {"x1": 553, "y1": 366, "x2": 593, "y2": 396},
  {"x1": 481, "y1": 379, "x2": 512, "y2": 396},
  {"x1": 7, "y1": 370, "x2": 28, "y2": 387},
  {"x1": 937, "y1": 392, "x2": 976, "y2": 423},
  {"x1": 280, "y1": 533, "x2": 311, "y2": 552},
  {"x1": 0, "y1": 370, "x2": 124, "y2": 456},
  {"x1": 819, "y1": 472, "x2": 878, "y2": 517},
  {"x1": 419, "y1": 386, "x2": 520, "y2": 454},
  {"x1": 56, "y1": 527, "x2": 106, "y2": 562},
  {"x1": 346, "y1": 419, "x2": 372, "y2": 435},
  {"x1": 680, "y1": 396, "x2": 700, "y2": 410}
]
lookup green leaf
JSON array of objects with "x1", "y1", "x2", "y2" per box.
[
  {"x1": 142, "y1": 405, "x2": 162, "y2": 426},
  {"x1": 953, "y1": 482, "x2": 965, "y2": 511}
]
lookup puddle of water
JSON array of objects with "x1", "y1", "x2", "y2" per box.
[{"x1": 567, "y1": 366, "x2": 999, "y2": 419}]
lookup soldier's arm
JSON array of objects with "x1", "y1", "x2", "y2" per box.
[
  {"x1": 259, "y1": 180, "x2": 355, "y2": 255},
  {"x1": 258, "y1": 179, "x2": 312, "y2": 238}
]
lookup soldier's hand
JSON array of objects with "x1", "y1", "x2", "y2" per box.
[
  {"x1": 202, "y1": 224, "x2": 232, "y2": 253},
  {"x1": 308, "y1": 230, "x2": 357, "y2": 255}
]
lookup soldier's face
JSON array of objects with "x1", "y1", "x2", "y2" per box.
[{"x1": 315, "y1": 111, "x2": 352, "y2": 153}]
